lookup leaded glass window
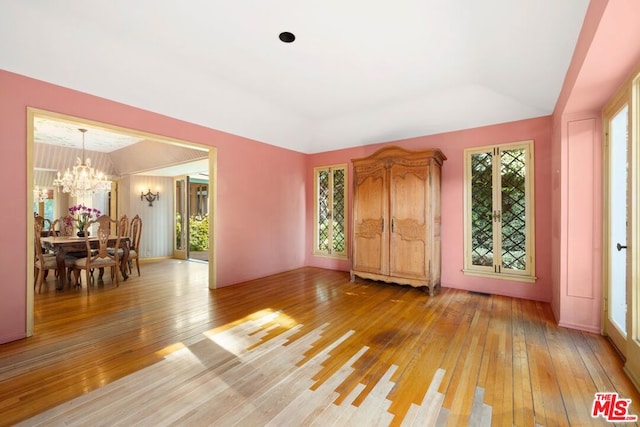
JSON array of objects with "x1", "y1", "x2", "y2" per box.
[
  {"x1": 500, "y1": 147, "x2": 527, "y2": 271},
  {"x1": 464, "y1": 141, "x2": 535, "y2": 281},
  {"x1": 470, "y1": 151, "x2": 494, "y2": 267},
  {"x1": 314, "y1": 165, "x2": 347, "y2": 257}
]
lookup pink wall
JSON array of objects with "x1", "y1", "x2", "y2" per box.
[
  {"x1": 560, "y1": 113, "x2": 603, "y2": 333},
  {"x1": 307, "y1": 116, "x2": 553, "y2": 302},
  {"x1": 4, "y1": 1, "x2": 640, "y2": 343},
  {"x1": 550, "y1": 0, "x2": 640, "y2": 332},
  {"x1": 0, "y1": 70, "x2": 307, "y2": 344}
]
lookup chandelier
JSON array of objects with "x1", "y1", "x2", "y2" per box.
[
  {"x1": 33, "y1": 186, "x2": 48, "y2": 203},
  {"x1": 53, "y1": 128, "x2": 110, "y2": 198}
]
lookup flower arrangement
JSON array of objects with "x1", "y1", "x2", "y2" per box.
[{"x1": 69, "y1": 204, "x2": 101, "y2": 234}]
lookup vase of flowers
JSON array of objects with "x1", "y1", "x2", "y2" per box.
[{"x1": 69, "y1": 204, "x2": 101, "y2": 237}]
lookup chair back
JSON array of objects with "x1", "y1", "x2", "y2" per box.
[
  {"x1": 54, "y1": 215, "x2": 77, "y2": 237},
  {"x1": 130, "y1": 215, "x2": 142, "y2": 253},
  {"x1": 83, "y1": 215, "x2": 117, "y2": 260},
  {"x1": 34, "y1": 215, "x2": 45, "y2": 230},
  {"x1": 33, "y1": 219, "x2": 47, "y2": 264},
  {"x1": 118, "y1": 215, "x2": 129, "y2": 241},
  {"x1": 35, "y1": 215, "x2": 53, "y2": 237},
  {"x1": 50, "y1": 219, "x2": 60, "y2": 236}
]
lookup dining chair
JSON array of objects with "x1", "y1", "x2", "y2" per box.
[
  {"x1": 56, "y1": 215, "x2": 77, "y2": 237},
  {"x1": 119, "y1": 214, "x2": 130, "y2": 240},
  {"x1": 52, "y1": 215, "x2": 88, "y2": 282},
  {"x1": 107, "y1": 214, "x2": 128, "y2": 256},
  {"x1": 49, "y1": 218, "x2": 60, "y2": 237},
  {"x1": 35, "y1": 215, "x2": 62, "y2": 283},
  {"x1": 34, "y1": 219, "x2": 59, "y2": 293},
  {"x1": 70, "y1": 214, "x2": 124, "y2": 294},
  {"x1": 35, "y1": 215, "x2": 54, "y2": 237},
  {"x1": 35, "y1": 216, "x2": 54, "y2": 258},
  {"x1": 128, "y1": 214, "x2": 142, "y2": 276}
]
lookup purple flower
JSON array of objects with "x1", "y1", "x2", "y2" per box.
[{"x1": 68, "y1": 204, "x2": 102, "y2": 232}]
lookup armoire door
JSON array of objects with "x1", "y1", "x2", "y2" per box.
[
  {"x1": 389, "y1": 162, "x2": 429, "y2": 280},
  {"x1": 352, "y1": 162, "x2": 389, "y2": 275}
]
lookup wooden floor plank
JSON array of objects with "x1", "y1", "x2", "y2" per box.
[
  {"x1": 1, "y1": 261, "x2": 638, "y2": 426},
  {"x1": 477, "y1": 295, "x2": 514, "y2": 427},
  {"x1": 543, "y1": 315, "x2": 600, "y2": 426},
  {"x1": 511, "y1": 298, "x2": 536, "y2": 427},
  {"x1": 519, "y1": 299, "x2": 570, "y2": 426},
  {"x1": 441, "y1": 293, "x2": 493, "y2": 426},
  {"x1": 385, "y1": 286, "x2": 457, "y2": 424},
  {"x1": 401, "y1": 368, "x2": 446, "y2": 426},
  {"x1": 583, "y1": 332, "x2": 640, "y2": 422}
]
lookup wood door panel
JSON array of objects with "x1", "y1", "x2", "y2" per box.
[
  {"x1": 390, "y1": 164, "x2": 428, "y2": 280},
  {"x1": 430, "y1": 164, "x2": 442, "y2": 285},
  {"x1": 352, "y1": 169, "x2": 387, "y2": 274}
]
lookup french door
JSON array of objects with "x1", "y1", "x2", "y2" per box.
[
  {"x1": 604, "y1": 101, "x2": 629, "y2": 355},
  {"x1": 174, "y1": 175, "x2": 189, "y2": 260},
  {"x1": 603, "y1": 72, "x2": 640, "y2": 389}
]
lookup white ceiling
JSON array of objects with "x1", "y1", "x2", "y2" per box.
[
  {"x1": 32, "y1": 114, "x2": 211, "y2": 182},
  {"x1": 0, "y1": 1, "x2": 590, "y2": 154},
  {"x1": 34, "y1": 117, "x2": 142, "y2": 152}
]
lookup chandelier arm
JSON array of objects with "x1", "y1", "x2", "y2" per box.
[
  {"x1": 53, "y1": 128, "x2": 109, "y2": 198},
  {"x1": 80, "y1": 128, "x2": 87, "y2": 166}
]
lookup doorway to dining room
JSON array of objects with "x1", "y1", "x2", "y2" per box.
[{"x1": 26, "y1": 108, "x2": 217, "y2": 336}]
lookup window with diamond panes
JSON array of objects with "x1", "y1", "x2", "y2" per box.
[
  {"x1": 464, "y1": 141, "x2": 535, "y2": 281},
  {"x1": 314, "y1": 165, "x2": 347, "y2": 258}
]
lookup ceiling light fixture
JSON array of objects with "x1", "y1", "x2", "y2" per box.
[
  {"x1": 33, "y1": 186, "x2": 48, "y2": 203},
  {"x1": 53, "y1": 128, "x2": 111, "y2": 198},
  {"x1": 279, "y1": 31, "x2": 295, "y2": 43}
]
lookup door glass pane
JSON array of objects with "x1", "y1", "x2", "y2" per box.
[
  {"x1": 189, "y1": 180, "x2": 209, "y2": 261},
  {"x1": 33, "y1": 195, "x2": 54, "y2": 222},
  {"x1": 471, "y1": 152, "x2": 494, "y2": 266},
  {"x1": 317, "y1": 170, "x2": 330, "y2": 252},
  {"x1": 175, "y1": 179, "x2": 187, "y2": 252},
  {"x1": 331, "y1": 168, "x2": 346, "y2": 253},
  {"x1": 194, "y1": 183, "x2": 208, "y2": 217},
  {"x1": 500, "y1": 148, "x2": 527, "y2": 271},
  {"x1": 610, "y1": 105, "x2": 628, "y2": 335},
  {"x1": 44, "y1": 198, "x2": 55, "y2": 222}
]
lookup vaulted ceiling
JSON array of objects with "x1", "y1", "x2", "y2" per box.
[
  {"x1": 1, "y1": 1, "x2": 590, "y2": 154},
  {"x1": 33, "y1": 116, "x2": 209, "y2": 187}
]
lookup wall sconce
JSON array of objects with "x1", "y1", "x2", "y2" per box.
[{"x1": 141, "y1": 188, "x2": 160, "y2": 207}]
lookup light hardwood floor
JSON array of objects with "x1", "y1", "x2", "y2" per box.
[{"x1": 0, "y1": 261, "x2": 638, "y2": 426}]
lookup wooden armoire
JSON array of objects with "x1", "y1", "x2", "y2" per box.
[{"x1": 350, "y1": 146, "x2": 446, "y2": 296}]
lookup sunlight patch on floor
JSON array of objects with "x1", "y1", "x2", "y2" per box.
[
  {"x1": 155, "y1": 342, "x2": 186, "y2": 358},
  {"x1": 203, "y1": 309, "x2": 298, "y2": 356}
]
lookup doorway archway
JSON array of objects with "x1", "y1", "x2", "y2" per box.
[{"x1": 26, "y1": 107, "x2": 217, "y2": 336}]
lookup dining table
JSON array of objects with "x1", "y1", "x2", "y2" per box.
[{"x1": 40, "y1": 235, "x2": 131, "y2": 290}]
